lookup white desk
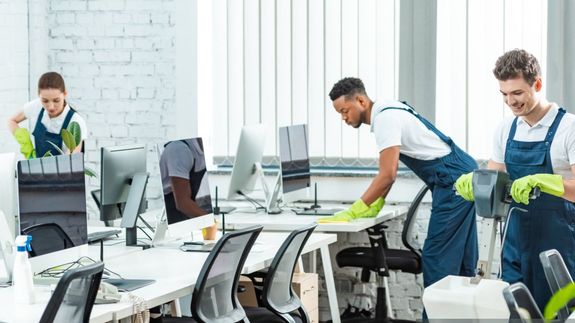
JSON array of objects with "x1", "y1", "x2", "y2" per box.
[
  {"x1": 217, "y1": 204, "x2": 408, "y2": 232},
  {"x1": 0, "y1": 232, "x2": 337, "y2": 323},
  {"x1": 215, "y1": 204, "x2": 408, "y2": 323}
]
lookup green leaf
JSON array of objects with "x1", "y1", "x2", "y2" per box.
[
  {"x1": 544, "y1": 282, "x2": 575, "y2": 321},
  {"x1": 84, "y1": 166, "x2": 97, "y2": 178},
  {"x1": 46, "y1": 141, "x2": 65, "y2": 155},
  {"x1": 67, "y1": 121, "x2": 81, "y2": 146},
  {"x1": 61, "y1": 129, "x2": 76, "y2": 152},
  {"x1": 43, "y1": 151, "x2": 52, "y2": 157}
]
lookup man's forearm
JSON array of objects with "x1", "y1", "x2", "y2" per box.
[{"x1": 361, "y1": 173, "x2": 394, "y2": 205}]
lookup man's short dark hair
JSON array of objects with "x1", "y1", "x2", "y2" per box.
[
  {"x1": 493, "y1": 49, "x2": 541, "y2": 86},
  {"x1": 329, "y1": 77, "x2": 367, "y2": 101}
]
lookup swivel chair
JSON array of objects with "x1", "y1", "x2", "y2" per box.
[
  {"x1": 245, "y1": 223, "x2": 317, "y2": 323},
  {"x1": 502, "y1": 282, "x2": 543, "y2": 322},
  {"x1": 40, "y1": 261, "x2": 104, "y2": 323},
  {"x1": 335, "y1": 185, "x2": 428, "y2": 322},
  {"x1": 21, "y1": 222, "x2": 75, "y2": 257},
  {"x1": 160, "y1": 225, "x2": 263, "y2": 323},
  {"x1": 540, "y1": 249, "x2": 574, "y2": 321}
]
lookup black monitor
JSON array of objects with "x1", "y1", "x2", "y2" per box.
[
  {"x1": 159, "y1": 138, "x2": 214, "y2": 227},
  {"x1": 100, "y1": 144, "x2": 149, "y2": 246},
  {"x1": 279, "y1": 124, "x2": 311, "y2": 195},
  {"x1": 17, "y1": 153, "x2": 87, "y2": 257}
]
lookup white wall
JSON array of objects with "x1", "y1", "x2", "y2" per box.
[{"x1": 0, "y1": 0, "x2": 29, "y2": 153}]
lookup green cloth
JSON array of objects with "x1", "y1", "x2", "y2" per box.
[
  {"x1": 455, "y1": 172, "x2": 474, "y2": 201},
  {"x1": 318, "y1": 197, "x2": 385, "y2": 223},
  {"x1": 511, "y1": 173, "x2": 564, "y2": 205},
  {"x1": 13, "y1": 128, "x2": 35, "y2": 159}
]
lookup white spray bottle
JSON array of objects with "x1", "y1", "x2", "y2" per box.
[{"x1": 13, "y1": 235, "x2": 34, "y2": 304}]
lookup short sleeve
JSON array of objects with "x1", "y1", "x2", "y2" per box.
[
  {"x1": 22, "y1": 99, "x2": 42, "y2": 120},
  {"x1": 163, "y1": 142, "x2": 195, "y2": 180},
  {"x1": 71, "y1": 113, "x2": 89, "y2": 141},
  {"x1": 491, "y1": 120, "x2": 507, "y2": 163},
  {"x1": 372, "y1": 109, "x2": 403, "y2": 152}
]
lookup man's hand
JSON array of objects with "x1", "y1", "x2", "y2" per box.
[
  {"x1": 511, "y1": 174, "x2": 564, "y2": 205},
  {"x1": 455, "y1": 172, "x2": 474, "y2": 201},
  {"x1": 13, "y1": 128, "x2": 35, "y2": 159}
]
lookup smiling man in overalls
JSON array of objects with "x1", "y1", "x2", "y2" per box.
[
  {"x1": 325, "y1": 77, "x2": 479, "y2": 290},
  {"x1": 456, "y1": 49, "x2": 575, "y2": 311}
]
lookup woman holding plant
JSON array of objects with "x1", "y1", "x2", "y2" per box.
[{"x1": 7, "y1": 72, "x2": 88, "y2": 159}]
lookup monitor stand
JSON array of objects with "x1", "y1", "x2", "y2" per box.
[
  {"x1": 120, "y1": 172, "x2": 152, "y2": 247},
  {"x1": 254, "y1": 163, "x2": 282, "y2": 214}
]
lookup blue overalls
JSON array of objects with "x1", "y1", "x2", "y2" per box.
[
  {"x1": 502, "y1": 108, "x2": 575, "y2": 310},
  {"x1": 32, "y1": 107, "x2": 75, "y2": 157},
  {"x1": 378, "y1": 104, "x2": 478, "y2": 287}
]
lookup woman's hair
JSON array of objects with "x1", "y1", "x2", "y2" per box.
[
  {"x1": 493, "y1": 49, "x2": 541, "y2": 86},
  {"x1": 38, "y1": 72, "x2": 66, "y2": 93}
]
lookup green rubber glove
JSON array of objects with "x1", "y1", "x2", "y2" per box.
[
  {"x1": 318, "y1": 197, "x2": 384, "y2": 223},
  {"x1": 455, "y1": 172, "x2": 474, "y2": 201},
  {"x1": 13, "y1": 128, "x2": 36, "y2": 159},
  {"x1": 511, "y1": 174, "x2": 564, "y2": 205}
]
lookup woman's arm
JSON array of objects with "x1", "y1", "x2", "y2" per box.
[{"x1": 7, "y1": 111, "x2": 26, "y2": 133}]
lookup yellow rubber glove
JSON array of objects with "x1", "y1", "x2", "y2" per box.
[
  {"x1": 511, "y1": 174, "x2": 564, "y2": 205},
  {"x1": 455, "y1": 172, "x2": 474, "y2": 201},
  {"x1": 318, "y1": 197, "x2": 384, "y2": 223},
  {"x1": 13, "y1": 128, "x2": 36, "y2": 159}
]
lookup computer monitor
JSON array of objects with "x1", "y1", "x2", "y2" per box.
[
  {"x1": 279, "y1": 124, "x2": 311, "y2": 195},
  {"x1": 0, "y1": 210, "x2": 14, "y2": 283},
  {"x1": 100, "y1": 144, "x2": 149, "y2": 246},
  {"x1": 17, "y1": 154, "x2": 88, "y2": 257},
  {"x1": 157, "y1": 138, "x2": 216, "y2": 246},
  {"x1": 227, "y1": 124, "x2": 270, "y2": 208},
  {"x1": 0, "y1": 153, "x2": 17, "y2": 238},
  {"x1": 159, "y1": 137, "x2": 213, "y2": 224}
]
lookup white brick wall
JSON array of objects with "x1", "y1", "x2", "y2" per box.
[
  {"x1": 41, "y1": 0, "x2": 177, "y2": 213},
  {"x1": 0, "y1": 0, "x2": 29, "y2": 154}
]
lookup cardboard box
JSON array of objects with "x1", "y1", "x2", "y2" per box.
[{"x1": 237, "y1": 276, "x2": 259, "y2": 307}]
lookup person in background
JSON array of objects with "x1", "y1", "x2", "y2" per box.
[
  {"x1": 159, "y1": 138, "x2": 217, "y2": 240},
  {"x1": 7, "y1": 72, "x2": 88, "y2": 158},
  {"x1": 455, "y1": 49, "x2": 575, "y2": 310},
  {"x1": 322, "y1": 77, "x2": 478, "y2": 289}
]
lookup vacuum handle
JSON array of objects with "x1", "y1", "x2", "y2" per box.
[{"x1": 503, "y1": 183, "x2": 541, "y2": 203}]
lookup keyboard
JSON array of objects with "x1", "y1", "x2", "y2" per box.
[
  {"x1": 88, "y1": 229, "x2": 122, "y2": 243},
  {"x1": 294, "y1": 208, "x2": 343, "y2": 216}
]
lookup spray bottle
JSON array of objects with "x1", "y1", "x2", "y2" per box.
[{"x1": 13, "y1": 235, "x2": 34, "y2": 304}]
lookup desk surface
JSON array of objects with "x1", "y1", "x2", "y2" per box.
[
  {"x1": 216, "y1": 204, "x2": 408, "y2": 232},
  {"x1": 0, "y1": 232, "x2": 336, "y2": 323}
]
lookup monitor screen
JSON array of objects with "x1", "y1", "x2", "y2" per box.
[
  {"x1": 279, "y1": 124, "x2": 311, "y2": 193},
  {"x1": 159, "y1": 138, "x2": 213, "y2": 225},
  {"x1": 0, "y1": 153, "x2": 17, "y2": 238},
  {"x1": 227, "y1": 124, "x2": 266, "y2": 199},
  {"x1": 100, "y1": 144, "x2": 147, "y2": 221},
  {"x1": 17, "y1": 154, "x2": 88, "y2": 256}
]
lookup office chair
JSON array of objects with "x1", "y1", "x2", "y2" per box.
[
  {"x1": 335, "y1": 185, "x2": 428, "y2": 322},
  {"x1": 161, "y1": 225, "x2": 263, "y2": 323},
  {"x1": 539, "y1": 249, "x2": 574, "y2": 321},
  {"x1": 244, "y1": 223, "x2": 317, "y2": 323},
  {"x1": 21, "y1": 223, "x2": 75, "y2": 257},
  {"x1": 39, "y1": 261, "x2": 104, "y2": 323},
  {"x1": 502, "y1": 282, "x2": 543, "y2": 322}
]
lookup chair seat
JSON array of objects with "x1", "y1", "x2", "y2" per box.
[
  {"x1": 245, "y1": 307, "x2": 303, "y2": 323},
  {"x1": 336, "y1": 247, "x2": 422, "y2": 274}
]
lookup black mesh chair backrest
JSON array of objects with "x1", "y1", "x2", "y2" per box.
[
  {"x1": 539, "y1": 249, "x2": 573, "y2": 320},
  {"x1": 40, "y1": 261, "x2": 104, "y2": 323},
  {"x1": 401, "y1": 185, "x2": 429, "y2": 258},
  {"x1": 21, "y1": 223, "x2": 75, "y2": 257},
  {"x1": 262, "y1": 224, "x2": 317, "y2": 322},
  {"x1": 503, "y1": 282, "x2": 543, "y2": 322},
  {"x1": 191, "y1": 225, "x2": 263, "y2": 323}
]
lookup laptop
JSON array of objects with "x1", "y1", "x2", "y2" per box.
[{"x1": 103, "y1": 278, "x2": 156, "y2": 292}]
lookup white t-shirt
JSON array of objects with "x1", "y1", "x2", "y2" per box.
[
  {"x1": 22, "y1": 98, "x2": 88, "y2": 153},
  {"x1": 491, "y1": 104, "x2": 575, "y2": 179},
  {"x1": 370, "y1": 100, "x2": 451, "y2": 160}
]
